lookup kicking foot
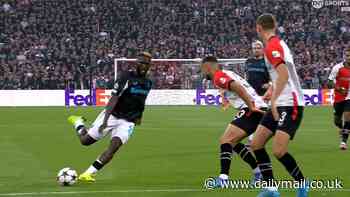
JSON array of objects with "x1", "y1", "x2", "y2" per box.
[
  {"x1": 68, "y1": 115, "x2": 86, "y2": 128},
  {"x1": 78, "y1": 172, "x2": 96, "y2": 182}
]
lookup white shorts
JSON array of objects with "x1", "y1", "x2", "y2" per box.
[{"x1": 88, "y1": 110, "x2": 135, "y2": 144}]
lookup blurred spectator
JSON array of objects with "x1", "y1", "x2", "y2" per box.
[{"x1": 0, "y1": 0, "x2": 349, "y2": 89}]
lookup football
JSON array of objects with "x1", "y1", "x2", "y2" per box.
[{"x1": 56, "y1": 167, "x2": 78, "y2": 186}]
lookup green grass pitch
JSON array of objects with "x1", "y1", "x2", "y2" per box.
[{"x1": 0, "y1": 106, "x2": 349, "y2": 197}]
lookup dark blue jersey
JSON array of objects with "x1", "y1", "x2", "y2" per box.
[
  {"x1": 111, "y1": 71, "x2": 152, "y2": 123},
  {"x1": 245, "y1": 58, "x2": 270, "y2": 96}
]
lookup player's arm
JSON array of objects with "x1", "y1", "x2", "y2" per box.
[
  {"x1": 265, "y1": 43, "x2": 289, "y2": 120},
  {"x1": 102, "y1": 96, "x2": 119, "y2": 124},
  {"x1": 214, "y1": 71, "x2": 260, "y2": 113},
  {"x1": 327, "y1": 65, "x2": 346, "y2": 94},
  {"x1": 219, "y1": 89, "x2": 230, "y2": 111},
  {"x1": 328, "y1": 67, "x2": 336, "y2": 89},
  {"x1": 271, "y1": 64, "x2": 289, "y2": 120},
  {"x1": 271, "y1": 64, "x2": 288, "y2": 102},
  {"x1": 262, "y1": 82, "x2": 273, "y2": 101},
  {"x1": 228, "y1": 81, "x2": 262, "y2": 113},
  {"x1": 99, "y1": 95, "x2": 119, "y2": 133}
]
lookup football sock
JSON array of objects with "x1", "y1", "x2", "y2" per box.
[
  {"x1": 253, "y1": 148, "x2": 274, "y2": 181},
  {"x1": 85, "y1": 160, "x2": 104, "y2": 174},
  {"x1": 233, "y1": 143, "x2": 257, "y2": 169},
  {"x1": 220, "y1": 143, "x2": 233, "y2": 175},
  {"x1": 341, "y1": 122, "x2": 350, "y2": 143},
  {"x1": 278, "y1": 152, "x2": 304, "y2": 181},
  {"x1": 76, "y1": 125, "x2": 85, "y2": 135}
]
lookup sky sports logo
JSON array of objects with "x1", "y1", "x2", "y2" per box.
[
  {"x1": 311, "y1": 0, "x2": 350, "y2": 11},
  {"x1": 194, "y1": 89, "x2": 333, "y2": 106},
  {"x1": 65, "y1": 89, "x2": 110, "y2": 106}
]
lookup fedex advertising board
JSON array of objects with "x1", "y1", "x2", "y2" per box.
[{"x1": 0, "y1": 89, "x2": 335, "y2": 106}]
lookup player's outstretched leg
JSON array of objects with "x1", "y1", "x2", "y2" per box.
[
  {"x1": 79, "y1": 137, "x2": 123, "y2": 182},
  {"x1": 216, "y1": 124, "x2": 260, "y2": 187},
  {"x1": 272, "y1": 131, "x2": 308, "y2": 197},
  {"x1": 68, "y1": 115, "x2": 96, "y2": 146},
  {"x1": 232, "y1": 143, "x2": 261, "y2": 183}
]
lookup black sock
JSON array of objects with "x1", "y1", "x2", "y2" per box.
[
  {"x1": 220, "y1": 143, "x2": 233, "y2": 175},
  {"x1": 233, "y1": 143, "x2": 257, "y2": 170},
  {"x1": 92, "y1": 160, "x2": 104, "y2": 170},
  {"x1": 253, "y1": 148, "x2": 274, "y2": 181},
  {"x1": 341, "y1": 122, "x2": 350, "y2": 143},
  {"x1": 278, "y1": 153, "x2": 304, "y2": 181},
  {"x1": 76, "y1": 125, "x2": 87, "y2": 135}
]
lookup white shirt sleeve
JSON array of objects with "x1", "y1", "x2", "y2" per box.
[{"x1": 328, "y1": 63, "x2": 342, "y2": 81}]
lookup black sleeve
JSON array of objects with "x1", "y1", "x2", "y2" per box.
[
  {"x1": 111, "y1": 73, "x2": 129, "y2": 97},
  {"x1": 264, "y1": 65, "x2": 270, "y2": 81}
]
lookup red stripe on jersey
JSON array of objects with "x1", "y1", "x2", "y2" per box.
[
  {"x1": 292, "y1": 92, "x2": 298, "y2": 120},
  {"x1": 264, "y1": 36, "x2": 285, "y2": 69},
  {"x1": 334, "y1": 66, "x2": 350, "y2": 103},
  {"x1": 213, "y1": 70, "x2": 234, "y2": 90}
]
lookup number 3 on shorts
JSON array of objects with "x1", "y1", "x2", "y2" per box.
[
  {"x1": 234, "y1": 109, "x2": 246, "y2": 120},
  {"x1": 278, "y1": 111, "x2": 287, "y2": 126}
]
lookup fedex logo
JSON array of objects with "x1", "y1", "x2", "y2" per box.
[
  {"x1": 65, "y1": 89, "x2": 111, "y2": 106},
  {"x1": 194, "y1": 89, "x2": 334, "y2": 106},
  {"x1": 304, "y1": 89, "x2": 333, "y2": 106},
  {"x1": 194, "y1": 89, "x2": 225, "y2": 105}
]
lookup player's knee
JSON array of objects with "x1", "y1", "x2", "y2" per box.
[
  {"x1": 219, "y1": 136, "x2": 232, "y2": 145},
  {"x1": 272, "y1": 147, "x2": 287, "y2": 159},
  {"x1": 80, "y1": 138, "x2": 95, "y2": 146}
]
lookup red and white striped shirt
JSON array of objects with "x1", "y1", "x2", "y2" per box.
[
  {"x1": 213, "y1": 69, "x2": 267, "y2": 109},
  {"x1": 264, "y1": 36, "x2": 304, "y2": 107},
  {"x1": 328, "y1": 63, "x2": 350, "y2": 103}
]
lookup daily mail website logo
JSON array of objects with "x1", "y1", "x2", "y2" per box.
[{"x1": 65, "y1": 89, "x2": 111, "y2": 106}]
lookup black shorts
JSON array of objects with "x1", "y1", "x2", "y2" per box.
[
  {"x1": 230, "y1": 108, "x2": 265, "y2": 135},
  {"x1": 333, "y1": 100, "x2": 350, "y2": 128},
  {"x1": 259, "y1": 106, "x2": 304, "y2": 140}
]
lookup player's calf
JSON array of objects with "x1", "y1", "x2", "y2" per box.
[
  {"x1": 99, "y1": 137, "x2": 123, "y2": 164},
  {"x1": 79, "y1": 135, "x2": 97, "y2": 146},
  {"x1": 273, "y1": 131, "x2": 305, "y2": 182},
  {"x1": 340, "y1": 112, "x2": 350, "y2": 146},
  {"x1": 68, "y1": 115, "x2": 97, "y2": 146},
  {"x1": 81, "y1": 137, "x2": 123, "y2": 179}
]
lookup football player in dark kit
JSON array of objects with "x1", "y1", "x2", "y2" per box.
[
  {"x1": 68, "y1": 52, "x2": 153, "y2": 182},
  {"x1": 246, "y1": 40, "x2": 270, "y2": 96}
]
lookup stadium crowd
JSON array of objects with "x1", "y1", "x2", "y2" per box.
[{"x1": 0, "y1": 0, "x2": 349, "y2": 89}]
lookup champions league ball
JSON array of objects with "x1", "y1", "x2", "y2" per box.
[{"x1": 56, "y1": 167, "x2": 78, "y2": 186}]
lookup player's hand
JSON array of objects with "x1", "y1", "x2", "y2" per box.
[
  {"x1": 247, "y1": 106, "x2": 265, "y2": 116},
  {"x1": 271, "y1": 102, "x2": 279, "y2": 121},
  {"x1": 222, "y1": 99, "x2": 230, "y2": 111},
  {"x1": 98, "y1": 122, "x2": 108, "y2": 133},
  {"x1": 262, "y1": 94, "x2": 271, "y2": 102}
]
